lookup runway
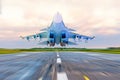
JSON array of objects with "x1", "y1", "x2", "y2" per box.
[{"x1": 0, "y1": 52, "x2": 120, "y2": 80}]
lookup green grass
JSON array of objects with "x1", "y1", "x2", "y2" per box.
[
  {"x1": 0, "y1": 48, "x2": 120, "y2": 54},
  {"x1": 0, "y1": 48, "x2": 22, "y2": 54}
]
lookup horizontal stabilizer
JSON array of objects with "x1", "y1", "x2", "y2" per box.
[
  {"x1": 38, "y1": 41, "x2": 48, "y2": 45},
  {"x1": 40, "y1": 28, "x2": 49, "y2": 31},
  {"x1": 68, "y1": 41, "x2": 78, "y2": 45}
]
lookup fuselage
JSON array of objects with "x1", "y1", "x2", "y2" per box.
[
  {"x1": 47, "y1": 13, "x2": 69, "y2": 46},
  {"x1": 21, "y1": 12, "x2": 95, "y2": 47}
]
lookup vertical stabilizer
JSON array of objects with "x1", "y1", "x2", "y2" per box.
[{"x1": 53, "y1": 12, "x2": 63, "y2": 23}]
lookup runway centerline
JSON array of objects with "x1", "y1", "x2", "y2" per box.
[
  {"x1": 0, "y1": 52, "x2": 120, "y2": 80},
  {"x1": 56, "y1": 52, "x2": 68, "y2": 80}
]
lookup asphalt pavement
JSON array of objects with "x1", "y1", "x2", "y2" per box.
[{"x1": 0, "y1": 52, "x2": 120, "y2": 80}]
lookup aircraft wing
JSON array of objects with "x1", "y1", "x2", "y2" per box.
[
  {"x1": 20, "y1": 32, "x2": 47, "y2": 41},
  {"x1": 69, "y1": 32, "x2": 95, "y2": 42}
]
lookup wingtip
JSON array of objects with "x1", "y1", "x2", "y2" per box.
[{"x1": 20, "y1": 36, "x2": 24, "y2": 39}]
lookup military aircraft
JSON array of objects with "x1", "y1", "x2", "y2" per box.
[{"x1": 20, "y1": 12, "x2": 95, "y2": 46}]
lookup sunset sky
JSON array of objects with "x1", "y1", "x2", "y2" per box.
[{"x1": 0, "y1": 0, "x2": 120, "y2": 48}]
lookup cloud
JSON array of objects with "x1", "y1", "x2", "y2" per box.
[
  {"x1": 93, "y1": 27, "x2": 120, "y2": 35},
  {"x1": 0, "y1": 0, "x2": 120, "y2": 48}
]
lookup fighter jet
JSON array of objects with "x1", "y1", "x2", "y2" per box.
[{"x1": 20, "y1": 12, "x2": 95, "y2": 46}]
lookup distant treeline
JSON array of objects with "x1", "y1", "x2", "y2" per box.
[{"x1": 108, "y1": 47, "x2": 120, "y2": 49}]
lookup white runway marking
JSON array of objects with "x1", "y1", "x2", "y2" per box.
[
  {"x1": 38, "y1": 77, "x2": 42, "y2": 80},
  {"x1": 57, "y1": 58, "x2": 62, "y2": 64},
  {"x1": 86, "y1": 54, "x2": 101, "y2": 56},
  {"x1": 57, "y1": 54, "x2": 60, "y2": 57},
  {"x1": 16, "y1": 54, "x2": 28, "y2": 56},
  {"x1": 57, "y1": 52, "x2": 60, "y2": 57},
  {"x1": 56, "y1": 52, "x2": 68, "y2": 80},
  {"x1": 57, "y1": 72, "x2": 68, "y2": 80}
]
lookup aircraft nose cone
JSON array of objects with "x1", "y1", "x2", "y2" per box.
[{"x1": 53, "y1": 12, "x2": 63, "y2": 23}]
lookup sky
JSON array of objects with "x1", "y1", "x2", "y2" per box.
[{"x1": 0, "y1": 0, "x2": 120, "y2": 48}]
